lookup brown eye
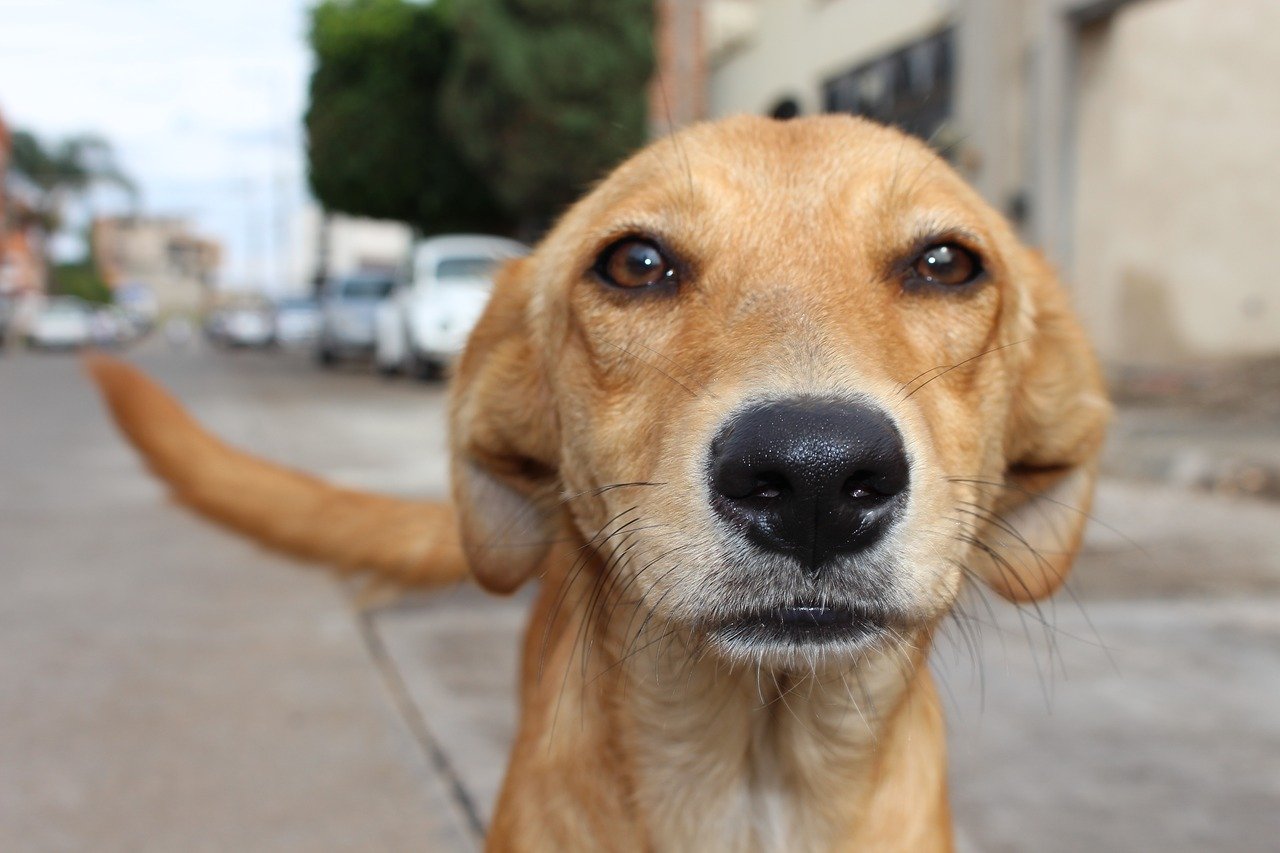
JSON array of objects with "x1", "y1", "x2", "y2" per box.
[
  {"x1": 595, "y1": 238, "x2": 676, "y2": 289},
  {"x1": 911, "y1": 243, "x2": 983, "y2": 287}
]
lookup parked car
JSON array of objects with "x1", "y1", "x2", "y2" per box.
[
  {"x1": 26, "y1": 298, "x2": 93, "y2": 350},
  {"x1": 273, "y1": 296, "x2": 321, "y2": 346},
  {"x1": 374, "y1": 235, "x2": 527, "y2": 379},
  {"x1": 316, "y1": 272, "x2": 397, "y2": 366},
  {"x1": 113, "y1": 282, "x2": 159, "y2": 334},
  {"x1": 89, "y1": 305, "x2": 133, "y2": 347},
  {"x1": 204, "y1": 300, "x2": 276, "y2": 348}
]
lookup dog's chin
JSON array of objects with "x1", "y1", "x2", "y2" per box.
[{"x1": 701, "y1": 603, "x2": 896, "y2": 667}]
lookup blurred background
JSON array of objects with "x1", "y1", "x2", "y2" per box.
[{"x1": 1, "y1": 1, "x2": 1277, "y2": 851}]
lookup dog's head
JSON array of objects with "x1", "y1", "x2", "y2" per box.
[{"x1": 448, "y1": 116, "x2": 1108, "y2": 668}]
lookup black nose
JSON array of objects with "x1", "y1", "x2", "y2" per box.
[{"x1": 708, "y1": 398, "x2": 909, "y2": 572}]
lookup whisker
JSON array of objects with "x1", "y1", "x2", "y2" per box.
[
  {"x1": 900, "y1": 339, "x2": 1028, "y2": 400},
  {"x1": 594, "y1": 337, "x2": 704, "y2": 398},
  {"x1": 947, "y1": 475, "x2": 1150, "y2": 557}
]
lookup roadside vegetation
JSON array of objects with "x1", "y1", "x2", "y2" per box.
[{"x1": 305, "y1": 0, "x2": 654, "y2": 239}]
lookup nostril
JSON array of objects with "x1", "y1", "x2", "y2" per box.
[
  {"x1": 843, "y1": 474, "x2": 880, "y2": 501},
  {"x1": 715, "y1": 469, "x2": 791, "y2": 501},
  {"x1": 842, "y1": 471, "x2": 900, "y2": 501},
  {"x1": 749, "y1": 472, "x2": 788, "y2": 499}
]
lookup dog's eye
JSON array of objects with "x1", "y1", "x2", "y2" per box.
[
  {"x1": 911, "y1": 243, "x2": 983, "y2": 287},
  {"x1": 595, "y1": 239, "x2": 676, "y2": 290}
]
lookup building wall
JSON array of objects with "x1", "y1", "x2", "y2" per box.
[
  {"x1": 706, "y1": 0, "x2": 953, "y2": 118},
  {"x1": 94, "y1": 217, "x2": 221, "y2": 315},
  {"x1": 1071, "y1": 0, "x2": 1280, "y2": 361}
]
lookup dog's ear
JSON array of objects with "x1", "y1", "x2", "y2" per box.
[
  {"x1": 448, "y1": 258, "x2": 561, "y2": 593},
  {"x1": 971, "y1": 255, "x2": 1111, "y2": 602}
]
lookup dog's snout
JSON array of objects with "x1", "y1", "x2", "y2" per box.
[{"x1": 708, "y1": 398, "x2": 909, "y2": 572}]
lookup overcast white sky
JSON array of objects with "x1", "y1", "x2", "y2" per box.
[{"x1": 0, "y1": 0, "x2": 315, "y2": 290}]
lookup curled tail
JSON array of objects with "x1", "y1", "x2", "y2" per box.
[{"x1": 85, "y1": 354, "x2": 469, "y2": 588}]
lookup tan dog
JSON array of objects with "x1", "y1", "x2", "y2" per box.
[{"x1": 89, "y1": 115, "x2": 1109, "y2": 852}]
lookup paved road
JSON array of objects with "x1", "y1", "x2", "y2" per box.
[{"x1": 1, "y1": 340, "x2": 1276, "y2": 852}]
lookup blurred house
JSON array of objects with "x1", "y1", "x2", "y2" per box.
[
  {"x1": 0, "y1": 230, "x2": 47, "y2": 299},
  {"x1": 662, "y1": 0, "x2": 1280, "y2": 364},
  {"x1": 92, "y1": 216, "x2": 221, "y2": 315}
]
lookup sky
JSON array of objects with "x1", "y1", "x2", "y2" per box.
[{"x1": 0, "y1": 0, "x2": 315, "y2": 291}]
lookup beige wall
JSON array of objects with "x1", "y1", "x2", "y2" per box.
[
  {"x1": 290, "y1": 208, "x2": 412, "y2": 292},
  {"x1": 706, "y1": 0, "x2": 953, "y2": 117},
  {"x1": 95, "y1": 217, "x2": 220, "y2": 315},
  {"x1": 1072, "y1": 0, "x2": 1280, "y2": 361}
]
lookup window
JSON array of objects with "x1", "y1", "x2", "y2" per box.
[
  {"x1": 436, "y1": 257, "x2": 499, "y2": 281},
  {"x1": 340, "y1": 276, "x2": 395, "y2": 299},
  {"x1": 822, "y1": 29, "x2": 954, "y2": 144}
]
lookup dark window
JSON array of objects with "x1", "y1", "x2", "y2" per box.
[
  {"x1": 339, "y1": 276, "x2": 395, "y2": 299},
  {"x1": 822, "y1": 29, "x2": 954, "y2": 144}
]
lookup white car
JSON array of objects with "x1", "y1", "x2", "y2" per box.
[
  {"x1": 89, "y1": 305, "x2": 133, "y2": 347},
  {"x1": 375, "y1": 235, "x2": 527, "y2": 379},
  {"x1": 221, "y1": 305, "x2": 276, "y2": 348},
  {"x1": 26, "y1": 298, "x2": 93, "y2": 349}
]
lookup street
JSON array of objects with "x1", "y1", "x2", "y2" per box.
[{"x1": 2, "y1": 341, "x2": 1277, "y2": 852}]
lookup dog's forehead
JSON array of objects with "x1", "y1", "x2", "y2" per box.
[
  {"x1": 575, "y1": 115, "x2": 982, "y2": 237},
  {"x1": 699, "y1": 118, "x2": 934, "y2": 183}
]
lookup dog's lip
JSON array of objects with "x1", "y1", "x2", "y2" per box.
[
  {"x1": 775, "y1": 605, "x2": 851, "y2": 627},
  {"x1": 712, "y1": 603, "x2": 885, "y2": 646}
]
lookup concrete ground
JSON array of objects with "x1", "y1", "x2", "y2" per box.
[{"x1": 1, "y1": 339, "x2": 1276, "y2": 852}]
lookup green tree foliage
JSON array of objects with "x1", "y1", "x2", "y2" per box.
[
  {"x1": 9, "y1": 130, "x2": 135, "y2": 232},
  {"x1": 53, "y1": 261, "x2": 113, "y2": 305},
  {"x1": 305, "y1": 0, "x2": 510, "y2": 235},
  {"x1": 9, "y1": 131, "x2": 134, "y2": 301},
  {"x1": 442, "y1": 0, "x2": 654, "y2": 231}
]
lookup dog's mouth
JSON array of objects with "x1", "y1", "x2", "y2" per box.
[{"x1": 710, "y1": 603, "x2": 886, "y2": 651}]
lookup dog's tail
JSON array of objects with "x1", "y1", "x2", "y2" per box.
[{"x1": 84, "y1": 354, "x2": 468, "y2": 588}]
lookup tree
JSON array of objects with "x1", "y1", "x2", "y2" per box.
[
  {"x1": 52, "y1": 260, "x2": 114, "y2": 304},
  {"x1": 9, "y1": 130, "x2": 134, "y2": 302},
  {"x1": 9, "y1": 130, "x2": 135, "y2": 233},
  {"x1": 441, "y1": 0, "x2": 654, "y2": 233},
  {"x1": 305, "y1": 0, "x2": 510, "y2": 236}
]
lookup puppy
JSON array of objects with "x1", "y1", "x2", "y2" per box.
[{"x1": 90, "y1": 115, "x2": 1109, "y2": 852}]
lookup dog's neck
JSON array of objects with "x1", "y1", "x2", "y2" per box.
[
  {"x1": 612, "y1": 623, "x2": 951, "y2": 852},
  {"x1": 501, "y1": 550, "x2": 953, "y2": 852}
]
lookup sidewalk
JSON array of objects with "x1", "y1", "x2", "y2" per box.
[
  {"x1": 2, "y1": 346, "x2": 1276, "y2": 852},
  {"x1": 1103, "y1": 357, "x2": 1280, "y2": 499}
]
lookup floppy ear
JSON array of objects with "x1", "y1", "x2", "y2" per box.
[
  {"x1": 448, "y1": 258, "x2": 562, "y2": 593},
  {"x1": 971, "y1": 255, "x2": 1111, "y2": 602}
]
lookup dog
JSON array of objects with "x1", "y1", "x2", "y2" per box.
[{"x1": 89, "y1": 114, "x2": 1109, "y2": 851}]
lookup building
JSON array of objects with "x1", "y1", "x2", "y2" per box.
[
  {"x1": 661, "y1": 0, "x2": 1280, "y2": 364},
  {"x1": 289, "y1": 206, "x2": 414, "y2": 296},
  {"x1": 92, "y1": 216, "x2": 222, "y2": 315}
]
